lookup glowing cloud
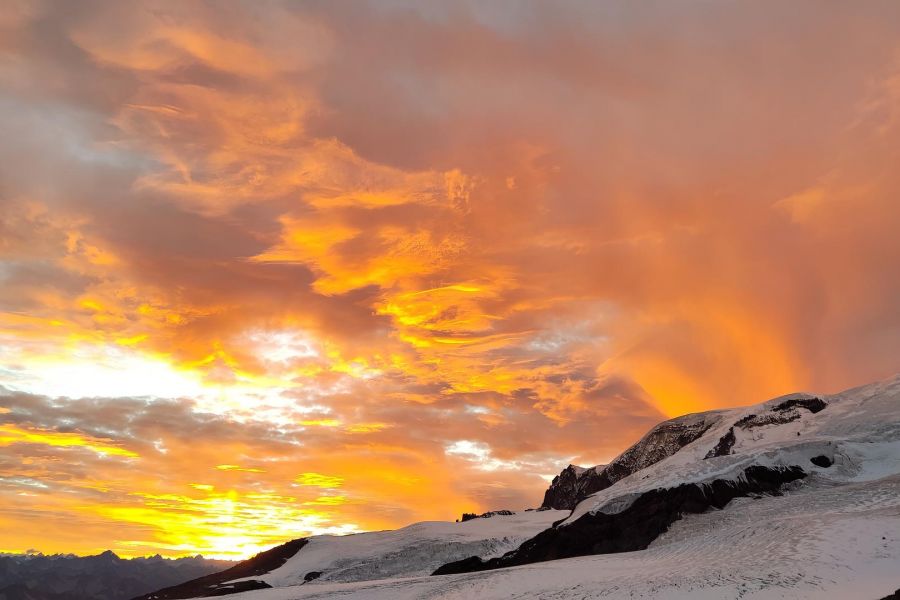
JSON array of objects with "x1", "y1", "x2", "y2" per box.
[
  {"x1": 0, "y1": 0, "x2": 898, "y2": 560},
  {"x1": 295, "y1": 473, "x2": 345, "y2": 489},
  {"x1": 0, "y1": 424, "x2": 138, "y2": 458}
]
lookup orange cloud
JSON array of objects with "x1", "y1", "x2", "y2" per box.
[
  {"x1": 0, "y1": 424, "x2": 138, "y2": 458},
  {"x1": 0, "y1": 0, "x2": 899, "y2": 560},
  {"x1": 295, "y1": 473, "x2": 344, "y2": 488}
]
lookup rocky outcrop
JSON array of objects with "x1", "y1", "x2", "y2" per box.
[
  {"x1": 704, "y1": 427, "x2": 736, "y2": 458},
  {"x1": 540, "y1": 465, "x2": 597, "y2": 510},
  {"x1": 705, "y1": 396, "x2": 827, "y2": 459},
  {"x1": 734, "y1": 396, "x2": 826, "y2": 430},
  {"x1": 773, "y1": 397, "x2": 826, "y2": 414},
  {"x1": 434, "y1": 465, "x2": 807, "y2": 576},
  {"x1": 541, "y1": 411, "x2": 724, "y2": 510},
  {"x1": 132, "y1": 539, "x2": 307, "y2": 599},
  {"x1": 459, "y1": 510, "x2": 515, "y2": 522}
]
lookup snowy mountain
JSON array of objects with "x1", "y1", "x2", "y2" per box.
[
  {"x1": 151, "y1": 375, "x2": 900, "y2": 599},
  {"x1": 134, "y1": 510, "x2": 565, "y2": 598}
]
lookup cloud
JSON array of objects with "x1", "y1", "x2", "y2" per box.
[
  {"x1": 0, "y1": 423, "x2": 139, "y2": 457},
  {"x1": 295, "y1": 473, "x2": 344, "y2": 488},
  {"x1": 1, "y1": 0, "x2": 899, "y2": 557}
]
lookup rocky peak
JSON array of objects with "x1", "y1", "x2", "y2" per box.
[
  {"x1": 540, "y1": 410, "x2": 725, "y2": 510},
  {"x1": 541, "y1": 465, "x2": 599, "y2": 510}
]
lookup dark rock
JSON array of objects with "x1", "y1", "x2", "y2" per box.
[
  {"x1": 735, "y1": 411, "x2": 800, "y2": 429},
  {"x1": 434, "y1": 465, "x2": 807, "y2": 576},
  {"x1": 303, "y1": 571, "x2": 322, "y2": 582},
  {"x1": 733, "y1": 397, "x2": 826, "y2": 431},
  {"x1": 132, "y1": 538, "x2": 307, "y2": 599},
  {"x1": 206, "y1": 581, "x2": 271, "y2": 596},
  {"x1": 879, "y1": 589, "x2": 900, "y2": 600},
  {"x1": 460, "y1": 510, "x2": 514, "y2": 522},
  {"x1": 734, "y1": 413, "x2": 759, "y2": 428},
  {"x1": 773, "y1": 397, "x2": 826, "y2": 414},
  {"x1": 705, "y1": 396, "x2": 829, "y2": 459},
  {"x1": 705, "y1": 427, "x2": 736, "y2": 459},
  {"x1": 810, "y1": 455, "x2": 833, "y2": 468},
  {"x1": 541, "y1": 465, "x2": 593, "y2": 510}
]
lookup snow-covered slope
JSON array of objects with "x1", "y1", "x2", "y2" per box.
[
  {"x1": 177, "y1": 375, "x2": 900, "y2": 599},
  {"x1": 197, "y1": 470, "x2": 899, "y2": 599},
  {"x1": 249, "y1": 510, "x2": 565, "y2": 586},
  {"x1": 154, "y1": 510, "x2": 564, "y2": 598}
]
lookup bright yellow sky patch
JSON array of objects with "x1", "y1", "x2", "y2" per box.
[
  {"x1": 215, "y1": 464, "x2": 265, "y2": 473},
  {"x1": 295, "y1": 473, "x2": 344, "y2": 488},
  {"x1": 0, "y1": 424, "x2": 138, "y2": 458}
]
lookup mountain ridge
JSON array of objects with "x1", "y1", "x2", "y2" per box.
[
  {"x1": 0, "y1": 552, "x2": 233, "y2": 600},
  {"x1": 139, "y1": 374, "x2": 900, "y2": 599}
]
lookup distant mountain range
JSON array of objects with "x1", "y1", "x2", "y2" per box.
[{"x1": 0, "y1": 551, "x2": 232, "y2": 600}]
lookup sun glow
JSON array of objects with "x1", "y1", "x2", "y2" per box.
[
  {"x1": 0, "y1": 328, "x2": 358, "y2": 422},
  {"x1": 94, "y1": 487, "x2": 361, "y2": 559},
  {"x1": 0, "y1": 343, "x2": 207, "y2": 400},
  {"x1": 2, "y1": 0, "x2": 898, "y2": 566}
]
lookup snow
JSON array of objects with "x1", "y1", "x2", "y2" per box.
[
  {"x1": 841, "y1": 440, "x2": 900, "y2": 482},
  {"x1": 229, "y1": 510, "x2": 566, "y2": 588},
  {"x1": 188, "y1": 375, "x2": 900, "y2": 600}
]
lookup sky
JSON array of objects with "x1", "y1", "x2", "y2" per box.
[{"x1": 1, "y1": 0, "x2": 899, "y2": 560}]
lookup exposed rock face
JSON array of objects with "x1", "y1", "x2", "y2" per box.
[
  {"x1": 705, "y1": 427, "x2": 736, "y2": 458},
  {"x1": 540, "y1": 465, "x2": 597, "y2": 510},
  {"x1": 541, "y1": 411, "x2": 724, "y2": 510},
  {"x1": 132, "y1": 539, "x2": 307, "y2": 599},
  {"x1": 734, "y1": 396, "x2": 826, "y2": 430},
  {"x1": 459, "y1": 510, "x2": 515, "y2": 522},
  {"x1": 705, "y1": 396, "x2": 827, "y2": 459},
  {"x1": 434, "y1": 465, "x2": 807, "y2": 576},
  {"x1": 773, "y1": 397, "x2": 826, "y2": 414}
]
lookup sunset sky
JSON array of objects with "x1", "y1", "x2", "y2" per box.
[{"x1": 2, "y1": 1, "x2": 900, "y2": 559}]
